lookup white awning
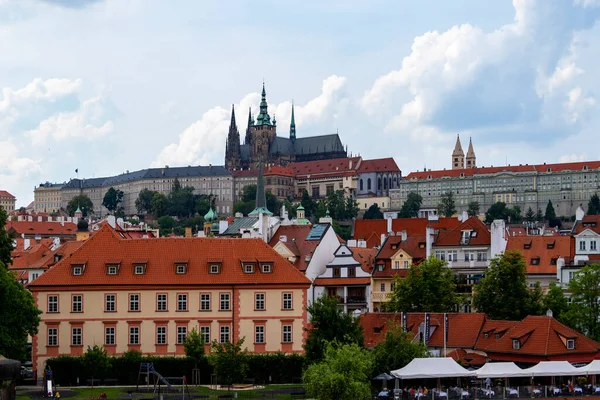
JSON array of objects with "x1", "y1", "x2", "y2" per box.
[
  {"x1": 475, "y1": 362, "x2": 528, "y2": 378},
  {"x1": 522, "y1": 361, "x2": 580, "y2": 377},
  {"x1": 391, "y1": 358, "x2": 472, "y2": 379},
  {"x1": 577, "y1": 360, "x2": 600, "y2": 375}
]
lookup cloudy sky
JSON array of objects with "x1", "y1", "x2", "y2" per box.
[{"x1": 2, "y1": 0, "x2": 600, "y2": 207}]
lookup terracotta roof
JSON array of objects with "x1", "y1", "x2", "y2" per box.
[
  {"x1": 475, "y1": 319, "x2": 519, "y2": 350},
  {"x1": 313, "y1": 277, "x2": 371, "y2": 286},
  {"x1": 374, "y1": 235, "x2": 427, "y2": 278},
  {"x1": 350, "y1": 247, "x2": 377, "y2": 273},
  {"x1": 357, "y1": 158, "x2": 400, "y2": 173},
  {"x1": 9, "y1": 243, "x2": 52, "y2": 270},
  {"x1": 434, "y1": 217, "x2": 490, "y2": 246},
  {"x1": 447, "y1": 348, "x2": 487, "y2": 366},
  {"x1": 29, "y1": 224, "x2": 311, "y2": 288},
  {"x1": 12, "y1": 238, "x2": 55, "y2": 253},
  {"x1": 573, "y1": 215, "x2": 600, "y2": 235},
  {"x1": 505, "y1": 236, "x2": 574, "y2": 275},
  {"x1": 264, "y1": 166, "x2": 295, "y2": 177},
  {"x1": 269, "y1": 225, "x2": 321, "y2": 272},
  {"x1": 291, "y1": 157, "x2": 361, "y2": 179},
  {"x1": 232, "y1": 169, "x2": 258, "y2": 178},
  {"x1": 353, "y1": 217, "x2": 460, "y2": 247},
  {"x1": 0, "y1": 190, "x2": 15, "y2": 198},
  {"x1": 6, "y1": 221, "x2": 77, "y2": 236},
  {"x1": 478, "y1": 315, "x2": 600, "y2": 358}
]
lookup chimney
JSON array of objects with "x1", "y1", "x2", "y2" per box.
[
  {"x1": 23, "y1": 238, "x2": 30, "y2": 250},
  {"x1": 107, "y1": 215, "x2": 116, "y2": 229},
  {"x1": 347, "y1": 239, "x2": 357, "y2": 247},
  {"x1": 17, "y1": 215, "x2": 23, "y2": 222},
  {"x1": 116, "y1": 218, "x2": 125, "y2": 230},
  {"x1": 357, "y1": 239, "x2": 367, "y2": 248},
  {"x1": 37, "y1": 216, "x2": 42, "y2": 222},
  {"x1": 185, "y1": 227, "x2": 192, "y2": 238},
  {"x1": 576, "y1": 206, "x2": 585, "y2": 221},
  {"x1": 426, "y1": 226, "x2": 435, "y2": 258},
  {"x1": 557, "y1": 256, "x2": 565, "y2": 284},
  {"x1": 461, "y1": 210, "x2": 468, "y2": 221},
  {"x1": 386, "y1": 216, "x2": 392, "y2": 234},
  {"x1": 349, "y1": 159, "x2": 353, "y2": 169},
  {"x1": 490, "y1": 219, "x2": 507, "y2": 258},
  {"x1": 400, "y1": 230, "x2": 407, "y2": 241},
  {"x1": 280, "y1": 235, "x2": 287, "y2": 243},
  {"x1": 28, "y1": 216, "x2": 33, "y2": 222},
  {"x1": 381, "y1": 233, "x2": 386, "y2": 246}
]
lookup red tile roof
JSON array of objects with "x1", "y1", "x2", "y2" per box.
[
  {"x1": 269, "y1": 225, "x2": 321, "y2": 272},
  {"x1": 9, "y1": 243, "x2": 52, "y2": 270},
  {"x1": 29, "y1": 224, "x2": 311, "y2": 288},
  {"x1": 573, "y1": 215, "x2": 600, "y2": 235},
  {"x1": 313, "y1": 277, "x2": 371, "y2": 286},
  {"x1": 231, "y1": 165, "x2": 295, "y2": 178},
  {"x1": 505, "y1": 236, "x2": 574, "y2": 275},
  {"x1": 6, "y1": 221, "x2": 77, "y2": 236},
  {"x1": 374, "y1": 235, "x2": 427, "y2": 278},
  {"x1": 447, "y1": 348, "x2": 487, "y2": 366},
  {"x1": 0, "y1": 190, "x2": 15, "y2": 198},
  {"x1": 434, "y1": 217, "x2": 490, "y2": 246},
  {"x1": 291, "y1": 157, "x2": 361, "y2": 179},
  {"x1": 350, "y1": 247, "x2": 377, "y2": 273},
  {"x1": 358, "y1": 158, "x2": 400, "y2": 173},
  {"x1": 12, "y1": 238, "x2": 55, "y2": 253},
  {"x1": 232, "y1": 169, "x2": 258, "y2": 178},
  {"x1": 353, "y1": 218, "x2": 460, "y2": 248}
]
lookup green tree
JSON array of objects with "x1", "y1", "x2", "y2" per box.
[
  {"x1": 525, "y1": 207, "x2": 535, "y2": 222},
  {"x1": 0, "y1": 207, "x2": 14, "y2": 268},
  {"x1": 509, "y1": 205, "x2": 522, "y2": 223},
  {"x1": 467, "y1": 201, "x2": 480, "y2": 218},
  {"x1": 209, "y1": 338, "x2": 248, "y2": 385},
  {"x1": 437, "y1": 191, "x2": 457, "y2": 217},
  {"x1": 363, "y1": 204, "x2": 384, "y2": 220},
  {"x1": 150, "y1": 192, "x2": 169, "y2": 217},
  {"x1": 241, "y1": 184, "x2": 257, "y2": 203},
  {"x1": 372, "y1": 324, "x2": 428, "y2": 374},
  {"x1": 473, "y1": 251, "x2": 542, "y2": 320},
  {"x1": 301, "y1": 189, "x2": 315, "y2": 218},
  {"x1": 315, "y1": 199, "x2": 329, "y2": 219},
  {"x1": 184, "y1": 328, "x2": 205, "y2": 369},
  {"x1": 157, "y1": 216, "x2": 176, "y2": 236},
  {"x1": 102, "y1": 187, "x2": 124, "y2": 215},
  {"x1": 66, "y1": 195, "x2": 94, "y2": 217},
  {"x1": 135, "y1": 189, "x2": 156, "y2": 215},
  {"x1": 196, "y1": 195, "x2": 212, "y2": 217},
  {"x1": 233, "y1": 200, "x2": 254, "y2": 216},
  {"x1": 266, "y1": 191, "x2": 281, "y2": 215},
  {"x1": 83, "y1": 345, "x2": 111, "y2": 394},
  {"x1": 283, "y1": 199, "x2": 297, "y2": 218},
  {"x1": 0, "y1": 263, "x2": 42, "y2": 360},
  {"x1": 561, "y1": 264, "x2": 600, "y2": 341},
  {"x1": 545, "y1": 200, "x2": 556, "y2": 221},
  {"x1": 332, "y1": 220, "x2": 352, "y2": 241},
  {"x1": 168, "y1": 180, "x2": 196, "y2": 218},
  {"x1": 303, "y1": 341, "x2": 373, "y2": 400},
  {"x1": 304, "y1": 295, "x2": 364, "y2": 364},
  {"x1": 542, "y1": 281, "x2": 568, "y2": 320},
  {"x1": 535, "y1": 209, "x2": 544, "y2": 222},
  {"x1": 383, "y1": 257, "x2": 458, "y2": 312},
  {"x1": 398, "y1": 192, "x2": 422, "y2": 218},
  {"x1": 484, "y1": 202, "x2": 509, "y2": 223},
  {"x1": 588, "y1": 194, "x2": 600, "y2": 215},
  {"x1": 344, "y1": 196, "x2": 359, "y2": 220}
]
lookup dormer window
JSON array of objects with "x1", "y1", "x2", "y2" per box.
[
  {"x1": 524, "y1": 241, "x2": 532, "y2": 249},
  {"x1": 72, "y1": 265, "x2": 84, "y2": 276},
  {"x1": 134, "y1": 264, "x2": 146, "y2": 275},
  {"x1": 484, "y1": 333, "x2": 489, "y2": 339},
  {"x1": 244, "y1": 264, "x2": 254, "y2": 273},
  {"x1": 547, "y1": 241, "x2": 555, "y2": 249},
  {"x1": 377, "y1": 264, "x2": 384, "y2": 272},
  {"x1": 210, "y1": 264, "x2": 220, "y2": 274},
  {"x1": 531, "y1": 258, "x2": 540, "y2": 266},
  {"x1": 567, "y1": 339, "x2": 575, "y2": 350},
  {"x1": 106, "y1": 264, "x2": 119, "y2": 275},
  {"x1": 512, "y1": 339, "x2": 520, "y2": 350},
  {"x1": 176, "y1": 264, "x2": 187, "y2": 274},
  {"x1": 471, "y1": 231, "x2": 477, "y2": 238},
  {"x1": 261, "y1": 264, "x2": 272, "y2": 273}
]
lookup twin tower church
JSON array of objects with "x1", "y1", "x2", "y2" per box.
[{"x1": 224, "y1": 83, "x2": 347, "y2": 170}]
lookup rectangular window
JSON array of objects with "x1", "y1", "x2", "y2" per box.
[
  {"x1": 220, "y1": 326, "x2": 230, "y2": 343},
  {"x1": 477, "y1": 252, "x2": 488, "y2": 262},
  {"x1": 156, "y1": 326, "x2": 167, "y2": 345},
  {"x1": 210, "y1": 264, "x2": 220, "y2": 274},
  {"x1": 107, "y1": 265, "x2": 118, "y2": 275},
  {"x1": 177, "y1": 326, "x2": 187, "y2": 344},
  {"x1": 71, "y1": 327, "x2": 82, "y2": 346},
  {"x1": 48, "y1": 328, "x2": 58, "y2": 346},
  {"x1": 105, "y1": 294, "x2": 116, "y2": 312},
  {"x1": 282, "y1": 293, "x2": 293, "y2": 310},
  {"x1": 348, "y1": 267, "x2": 356, "y2": 278},
  {"x1": 592, "y1": 241, "x2": 597, "y2": 251},
  {"x1": 220, "y1": 293, "x2": 230, "y2": 311},
  {"x1": 380, "y1": 283, "x2": 386, "y2": 292},
  {"x1": 580, "y1": 241, "x2": 586, "y2": 251},
  {"x1": 73, "y1": 266, "x2": 83, "y2": 276},
  {"x1": 391, "y1": 282, "x2": 396, "y2": 291},
  {"x1": 200, "y1": 326, "x2": 210, "y2": 344},
  {"x1": 244, "y1": 264, "x2": 254, "y2": 273},
  {"x1": 71, "y1": 295, "x2": 82, "y2": 313},
  {"x1": 403, "y1": 261, "x2": 409, "y2": 268},
  {"x1": 176, "y1": 264, "x2": 186, "y2": 274},
  {"x1": 567, "y1": 339, "x2": 575, "y2": 350},
  {"x1": 48, "y1": 295, "x2": 58, "y2": 313},
  {"x1": 261, "y1": 264, "x2": 272, "y2": 273},
  {"x1": 282, "y1": 325, "x2": 293, "y2": 343},
  {"x1": 157, "y1": 293, "x2": 167, "y2": 311},
  {"x1": 177, "y1": 293, "x2": 188, "y2": 311},
  {"x1": 129, "y1": 294, "x2": 140, "y2": 312},
  {"x1": 105, "y1": 327, "x2": 115, "y2": 345},
  {"x1": 333, "y1": 267, "x2": 341, "y2": 278},
  {"x1": 255, "y1": 325, "x2": 265, "y2": 344},
  {"x1": 393, "y1": 261, "x2": 400, "y2": 269},
  {"x1": 435, "y1": 251, "x2": 445, "y2": 261},
  {"x1": 129, "y1": 326, "x2": 139, "y2": 345},
  {"x1": 255, "y1": 293, "x2": 265, "y2": 310},
  {"x1": 512, "y1": 339, "x2": 520, "y2": 350},
  {"x1": 200, "y1": 293, "x2": 211, "y2": 311},
  {"x1": 448, "y1": 251, "x2": 458, "y2": 262},
  {"x1": 134, "y1": 265, "x2": 144, "y2": 275}
]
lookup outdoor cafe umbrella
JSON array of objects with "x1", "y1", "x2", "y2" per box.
[{"x1": 373, "y1": 372, "x2": 396, "y2": 390}]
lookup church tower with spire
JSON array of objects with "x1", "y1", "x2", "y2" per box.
[
  {"x1": 452, "y1": 135, "x2": 465, "y2": 170},
  {"x1": 225, "y1": 104, "x2": 241, "y2": 170},
  {"x1": 249, "y1": 83, "x2": 277, "y2": 164},
  {"x1": 465, "y1": 137, "x2": 476, "y2": 169},
  {"x1": 290, "y1": 103, "x2": 296, "y2": 143}
]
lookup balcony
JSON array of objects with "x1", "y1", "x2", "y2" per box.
[{"x1": 371, "y1": 292, "x2": 390, "y2": 302}]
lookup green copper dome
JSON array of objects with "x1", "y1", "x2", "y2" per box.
[{"x1": 204, "y1": 207, "x2": 216, "y2": 221}]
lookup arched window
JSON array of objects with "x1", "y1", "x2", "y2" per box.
[
  {"x1": 388, "y1": 177, "x2": 392, "y2": 188},
  {"x1": 367, "y1": 178, "x2": 371, "y2": 191},
  {"x1": 360, "y1": 179, "x2": 364, "y2": 191},
  {"x1": 378, "y1": 178, "x2": 381, "y2": 190},
  {"x1": 384, "y1": 177, "x2": 388, "y2": 190}
]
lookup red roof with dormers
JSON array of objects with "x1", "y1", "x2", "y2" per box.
[
  {"x1": 357, "y1": 158, "x2": 400, "y2": 173},
  {"x1": 9, "y1": 243, "x2": 52, "y2": 270},
  {"x1": 350, "y1": 247, "x2": 377, "y2": 273},
  {"x1": 434, "y1": 217, "x2": 490, "y2": 247},
  {"x1": 290, "y1": 157, "x2": 361, "y2": 179},
  {"x1": 269, "y1": 225, "x2": 320, "y2": 272},
  {"x1": 447, "y1": 348, "x2": 487, "y2": 366},
  {"x1": 0, "y1": 190, "x2": 15, "y2": 198},
  {"x1": 374, "y1": 235, "x2": 427, "y2": 278},
  {"x1": 573, "y1": 215, "x2": 600, "y2": 235},
  {"x1": 231, "y1": 165, "x2": 295, "y2": 178},
  {"x1": 505, "y1": 235, "x2": 574, "y2": 275},
  {"x1": 6, "y1": 221, "x2": 77, "y2": 236},
  {"x1": 28, "y1": 224, "x2": 311, "y2": 288},
  {"x1": 353, "y1": 218, "x2": 460, "y2": 248}
]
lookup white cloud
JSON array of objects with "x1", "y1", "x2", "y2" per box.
[{"x1": 559, "y1": 153, "x2": 588, "y2": 163}]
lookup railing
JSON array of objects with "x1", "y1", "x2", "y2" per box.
[{"x1": 371, "y1": 292, "x2": 390, "y2": 302}]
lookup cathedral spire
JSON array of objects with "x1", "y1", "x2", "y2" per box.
[
  {"x1": 452, "y1": 134, "x2": 465, "y2": 170},
  {"x1": 225, "y1": 104, "x2": 241, "y2": 169},
  {"x1": 290, "y1": 102, "x2": 296, "y2": 143},
  {"x1": 230, "y1": 103, "x2": 237, "y2": 129},
  {"x1": 248, "y1": 161, "x2": 272, "y2": 216},
  {"x1": 256, "y1": 82, "x2": 271, "y2": 126},
  {"x1": 466, "y1": 137, "x2": 476, "y2": 169},
  {"x1": 245, "y1": 107, "x2": 252, "y2": 145}
]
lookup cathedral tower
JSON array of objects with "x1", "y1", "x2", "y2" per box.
[
  {"x1": 452, "y1": 135, "x2": 465, "y2": 170},
  {"x1": 290, "y1": 102, "x2": 296, "y2": 143},
  {"x1": 225, "y1": 104, "x2": 241, "y2": 170},
  {"x1": 465, "y1": 137, "x2": 476, "y2": 169},
  {"x1": 249, "y1": 83, "x2": 277, "y2": 164}
]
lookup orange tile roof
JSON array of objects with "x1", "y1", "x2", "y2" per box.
[
  {"x1": 447, "y1": 348, "x2": 487, "y2": 367},
  {"x1": 573, "y1": 215, "x2": 600, "y2": 235},
  {"x1": 505, "y1": 236, "x2": 574, "y2": 275},
  {"x1": 374, "y1": 235, "x2": 427, "y2": 278},
  {"x1": 313, "y1": 277, "x2": 371, "y2": 286},
  {"x1": 434, "y1": 217, "x2": 490, "y2": 246},
  {"x1": 12, "y1": 238, "x2": 55, "y2": 253},
  {"x1": 232, "y1": 165, "x2": 295, "y2": 178},
  {"x1": 353, "y1": 217, "x2": 460, "y2": 247},
  {"x1": 6, "y1": 221, "x2": 77, "y2": 236},
  {"x1": 269, "y1": 225, "x2": 320, "y2": 272},
  {"x1": 291, "y1": 157, "x2": 361, "y2": 179},
  {"x1": 9, "y1": 243, "x2": 52, "y2": 270},
  {"x1": 349, "y1": 247, "x2": 377, "y2": 273},
  {"x1": 29, "y1": 224, "x2": 311, "y2": 288},
  {"x1": 0, "y1": 190, "x2": 15, "y2": 198},
  {"x1": 357, "y1": 158, "x2": 400, "y2": 173}
]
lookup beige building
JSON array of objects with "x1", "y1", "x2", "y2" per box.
[
  {"x1": 34, "y1": 183, "x2": 64, "y2": 213},
  {"x1": 292, "y1": 157, "x2": 360, "y2": 199},
  {"x1": 0, "y1": 190, "x2": 16, "y2": 212},
  {"x1": 28, "y1": 224, "x2": 310, "y2": 375}
]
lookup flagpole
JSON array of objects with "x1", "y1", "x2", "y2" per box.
[{"x1": 444, "y1": 313, "x2": 447, "y2": 356}]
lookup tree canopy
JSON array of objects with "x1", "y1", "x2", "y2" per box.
[
  {"x1": 383, "y1": 257, "x2": 458, "y2": 312},
  {"x1": 363, "y1": 204, "x2": 384, "y2": 220},
  {"x1": 545, "y1": 200, "x2": 557, "y2": 222},
  {"x1": 561, "y1": 264, "x2": 600, "y2": 341},
  {"x1": 473, "y1": 251, "x2": 542, "y2": 320},
  {"x1": 467, "y1": 201, "x2": 480, "y2": 217},
  {"x1": 184, "y1": 328, "x2": 206, "y2": 368},
  {"x1": 371, "y1": 323, "x2": 428, "y2": 375},
  {"x1": 135, "y1": 189, "x2": 155, "y2": 215},
  {"x1": 0, "y1": 207, "x2": 14, "y2": 268},
  {"x1": 588, "y1": 194, "x2": 600, "y2": 215},
  {"x1": 542, "y1": 281, "x2": 569, "y2": 321},
  {"x1": 83, "y1": 345, "x2": 111, "y2": 390},
  {"x1": 525, "y1": 207, "x2": 535, "y2": 222},
  {"x1": 102, "y1": 187, "x2": 124, "y2": 215},
  {"x1": 304, "y1": 295, "x2": 364, "y2": 363},
  {"x1": 168, "y1": 181, "x2": 196, "y2": 218},
  {"x1": 233, "y1": 184, "x2": 281, "y2": 216},
  {"x1": 66, "y1": 195, "x2": 94, "y2": 217},
  {"x1": 437, "y1": 191, "x2": 457, "y2": 217},
  {"x1": 150, "y1": 192, "x2": 169, "y2": 218},
  {"x1": 208, "y1": 337, "x2": 248, "y2": 385},
  {"x1": 303, "y1": 342, "x2": 373, "y2": 400},
  {"x1": 484, "y1": 202, "x2": 521, "y2": 223},
  {"x1": 398, "y1": 192, "x2": 422, "y2": 218}
]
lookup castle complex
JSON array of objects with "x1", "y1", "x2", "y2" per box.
[{"x1": 224, "y1": 84, "x2": 347, "y2": 170}]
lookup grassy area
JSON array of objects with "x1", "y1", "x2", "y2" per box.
[{"x1": 17, "y1": 384, "x2": 307, "y2": 399}]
